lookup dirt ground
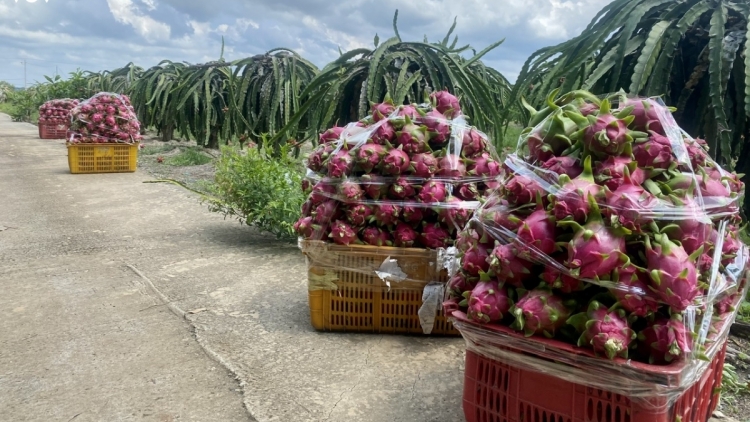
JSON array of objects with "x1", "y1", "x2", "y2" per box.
[{"x1": 723, "y1": 326, "x2": 750, "y2": 420}]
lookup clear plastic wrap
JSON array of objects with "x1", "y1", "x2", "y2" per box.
[
  {"x1": 67, "y1": 92, "x2": 142, "y2": 144},
  {"x1": 38, "y1": 99, "x2": 79, "y2": 126},
  {"x1": 444, "y1": 90, "x2": 749, "y2": 408}
]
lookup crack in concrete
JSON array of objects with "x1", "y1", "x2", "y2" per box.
[{"x1": 326, "y1": 335, "x2": 379, "y2": 420}]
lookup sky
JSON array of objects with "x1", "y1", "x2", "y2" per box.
[{"x1": 0, "y1": 0, "x2": 613, "y2": 88}]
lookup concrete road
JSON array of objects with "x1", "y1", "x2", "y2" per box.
[{"x1": 0, "y1": 114, "x2": 465, "y2": 422}]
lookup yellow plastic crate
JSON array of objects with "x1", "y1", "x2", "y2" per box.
[
  {"x1": 67, "y1": 142, "x2": 138, "y2": 174},
  {"x1": 301, "y1": 240, "x2": 459, "y2": 336}
]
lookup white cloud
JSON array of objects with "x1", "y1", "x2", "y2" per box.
[{"x1": 107, "y1": 0, "x2": 170, "y2": 42}]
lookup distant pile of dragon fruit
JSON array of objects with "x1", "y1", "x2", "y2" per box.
[
  {"x1": 38, "y1": 99, "x2": 79, "y2": 126},
  {"x1": 445, "y1": 89, "x2": 749, "y2": 365},
  {"x1": 67, "y1": 92, "x2": 142, "y2": 144},
  {"x1": 294, "y1": 90, "x2": 502, "y2": 249}
]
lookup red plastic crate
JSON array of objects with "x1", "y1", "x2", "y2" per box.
[{"x1": 38, "y1": 122, "x2": 69, "y2": 139}]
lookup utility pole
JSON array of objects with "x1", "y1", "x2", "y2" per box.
[{"x1": 55, "y1": 65, "x2": 58, "y2": 78}]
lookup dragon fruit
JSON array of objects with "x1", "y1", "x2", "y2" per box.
[
  {"x1": 430, "y1": 90, "x2": 461, "y2": 119},
  {"x1": 312, "y1": 200, "x2": 341, "y2": 225},
  {"x1": 715, "y1": 294, "x2": 737, "y2": 314},
  {"x1": 578, "y1": 102, "x2": 599, "y2": 116},
  {"x1": 419, "y1": 109, "x2": 451, "y2": 145},
  {"x1": 541, "y1": 156, "x2": 582, "y2": 178},
  {"x1": 637, "y1": 315, "x2": 691, "y2": 364},
  {"x1": 361, "y1": 174, "x2": 388, "y2": 200},
  {"x1": 371, "y1": 100, "x2": 396, "y2": 122},
  {"x1": 417, "y1": 181, "x2": 447, "y2": 203},
  {"x1": 632, "y1": 132, "x2": 672, "y2": 170},
  {"x1": 327, "y1": 147, "x2": 354, "y2": 178},
  {"x1": 551, "y1": 155, "x2": 603, "y2": 223},
  {"x1": 345, "y1": 204, "x2": 373, "y2": 226},
  {"x1": 488, "y1": 243, "x2": 534, "y2": 287},
  {"x1": 526, "y1": 113, "x2": 578, "y2": 161},
  {"x1": 610, "y1": 265, "x2": 660, "y2": 317},
  {"x1": 381, "y1": 145, "x2": 411, "y2": 175},
  {"x1": 456, "y1": 183, "x2": 479, "y2": 201},
  {"x1": 362, "y1": 227, "x2": 393, "y2": 246},
  {"x1": 466, "y1": 280, "x2": 510, "y2": 323},
  {"x1": 293, "y1": 216, "x2": 317, "y2": 238},
  {"x1": 622, "y1": 98, "x2": 667, "y2": 134},
  {"x1": 370, "y1": 121, "x2": 396, "y2": 144},
  {"x1": 541, "y1": 255, "x2": 585, "y2": 293},
  {"x1": 645, "y1": 233, "x2": 700, "y2": 312},
  {"x1": 604, "y1": 167, "x2": 658, "y2": 232},
  {"x1": 301, "y1": 199, "x2": 314, "y2": 217},
  {"x1": 462, "y1": 242, "x2": 491, "y2": 276},
  {"x1": 372, "y1": 204, "x2": 401, "y2": 226},
  {"x1": 438, "y1": 196, "x2": 471, "y2": 229},
  {"x1": 356, "y1": 143, "x2": 387, "y2": 173},
  {"x1": 436, "y1": 154, "x2": 467, "y2": 178},
  {"x1": 455, "y1": 228, "x2": 485, "y2": 254},
  {"x1": 448, "y1": 271, "x2": 476, "y2": 297},
  {"x1": 409, "y1": 152, "x2": 438, "y2": 178},
  {"x1": 329, "y1": 220, "x2": 358, "y2": 245},
  {"x1": 468, "y1": 152, "x2": 501, "y2": 177},
  {"x1": 338, "y1": 181, "x2": 364, "y2": 202},
  {"x1": 395, "y1": 105, "x2": 420, "y2": 121},
  {"x1": 481, "y1": 206, "x2": 523, "y2": 233},
  {"x1": 560, "y1": 194, "x2": 626, "y2": 279},
  {"x1": 402, "y1": 205, "x2": 425, "y2": 224},
  {"x1": 395, "y1": 118, "x2": 431, "y2": 154},
  {"x1": 319, "y1": 125, "x2": 345, "y2": 144},
  {"x1": 570, "y1": 301, "x2": 635, "y2": 360},
  {"x1": 516, "y1": 206, "x2": 557, "y2": 259},
  {"x1": 511, "y1": 288, "x2": 570, "y2": 337},
  {"x1": 419, "y1": 223, "x2": 452, "y2": 249},
  {"x1": 461, "y1": 129, "x2": 488, "y2": 158},
  {"x1": 394, "y1": 222, "x2": 419, "y2": 247},
  {"x1": 594, "y1": 156, "x2": 645, "y2": 190},
  {"x1": 310, "y1": 181, "x2": 337, "y2": 204},
  {"x1": 685, "y1": 138, "x2": 709, "y2": 168},
  {"x1": 572, "y1": 100, "x2": 636, "y2": 157},
  {"x1": 503, "y1": 175, "x2": 547, "y2": 206},
  {"x1": 388, "y1": 177, "x2": 417, "y2": 199}
]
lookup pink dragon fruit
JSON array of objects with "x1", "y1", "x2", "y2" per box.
[
  {"x1": 462, "y1": 242, "x2": 491, "y2": 276},
  {"x1": 456, "y1": 183, "x2": 479, "y2": 200},
  {"x1": 381, "y1": 145, "x2": 411, "y2": 175},
  {"x1": 516, "y1": 206, "x2": 557, "y2": 259},
  {"x1": 369, "y1": 121, "x2": 396, "y2": 144},
  {"x1": 712, "y1": 228, "x2": 742, "y2": 266},
  {"x1": 632, "y1": 132, "x2": 673, "y2": 169},
  {"x1": 448, "y1": 271, "x2": 476, "y2": 297},
  {"x1": 105, "y1": 115, "x2": 116, "y2": 126},
  {"x1": 293, "y1": 216, "x2": 317, "y2": 238},
  {"x1": 526, "y1": 113, "x2": 578, "y2": 161},
  {"x1": 578, "y1": 102, "x2": 599, "y2": 116},
  {"x1": 541, "y1": 255, "x2": 585, "y2": 293},
  {"x1": 610, "y1": 265, "x2": 660, "y2": 317},
  {"x1": 395, "y1": 105, "x2": 420, "y2": 121},
  {"x1": 466, "y1": 280, "x2": 510, "y2": 323},
  {"x1": 560, "y1": 194, "x2": 626, "y2": 279},
  {"x1": 371, "y1": 100, "x2": 396, "y2": 122},
  {"x1": 361, "y1": 174, "x2": 388, "y2": 199},
  {"x1": 503, "y1": 175, "x2": 547, "y2": 206},
  {"x1": 436, "y1": 154, "x2": 467, "y2": 178},
  {"x1": 461, "y1": 129, "x2": 488, "y2": 158},
  {"x1": 327, "y1": 147, "x2": 354, "y2": 178},
  {"x1": 388, "y1": 177, "x2": 417, "y2": 199},
  {"x1": 541, "y1": 156, "x2": 582, "y2": 179},
  {"x1": 715, "y1": 294, "x2": 737, "y2": 314},
  {"x1": 338, "y1": 181, "x2": 364, "y2": 202},
  {"x1": 577, "y1": 100, "x2": 635, "y2": 157},
  {"x1": 329, "y1": 220, "x2": 358, "y2": 245},
  {"x1": 468, "y1": 152, "x2": 501, "y2": 178},
  {"x1": 372, "y1": 204, "x2": 401, "y2": 226},
  {"x1": 430, "y1": 90, "x2": 461, "y2": 119},
  {"x1": 394, "y1": 222, "x2": 419, "y2": 247},
  {"x1": 645, "y1": 234, "x2": 700, "y2": 311},
  {"x1": 417, "y1": 181, "x2": 447, "y2": 203},
  {"x1": 551, "y1": 156, "x2": 603, "y2": 223},
  {"x1": 362, "y1": 227, "x2": 393, "y2": 246},
  {"x1": 319, "y1": 125, "x2": 345, "y2": 143},
  {"x1": 685, "y1": 138, "x2": 709, "y2": 168},
  {"x1": 395, "y1": 118, "x2": 431, "y2": 154},
  {"x1": 570, "y1": 301, "x2": 635, "y2": 360},
  {"x1": 481, "y1": 206, "x2": 523, "y2": 233},
  {"x1": 409, "y1": 152, "x2": 439, "y2": 178},
  {"x1": 604, "y1": 168, "x2": 658, "y2": 232},
  {"x1": 345, "y1": 204, "x2": 373, "y2": 226},
  {"x1": 312, "y1": 200, "x2": 341, "y2": 224},
  {"x1": 309, "y1": 182, "x2": 337, "y2": 204},
  {"x1": 637, "y1": 315, "x2": 691, "y2": 364},
  {"x1": 622, "y1": 98, "x2": 667, "y2": 134},
  {"x1": 438, "y1": 196, "x2": 471, "y2": 229},
  {"x1": 402, "y1": 205, "x2": 425, "y2": 224},
  {"x1": 301, "y1": 198, "x2": 314, "y2": 216},
  {"x1": 419, "y1": 223, "x2": 451, "y2": 249},
  {"x1": 356, "y1": 143, "x2": 387, "y2": 173},
  {"x1": 594, "y1": 155, "x2": 646, "y2": 190},
  {"x1": 455, "y1": 228, "x2": 486, "y2": 254},
  {"x1": 419, "y1": 109, "x2": 451, "y2": 145},
  {"x1": 511, "y1": 288, "x2": 570, "y2": 337},
  {"x1": 92, "y1": 113, "x2": 104, "y2": 123},
  {"x1": 488, "y1": 243, "x2": 533, "y2": 287}
]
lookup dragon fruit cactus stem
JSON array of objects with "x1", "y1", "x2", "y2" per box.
[
  {"x1": 551, "y1": 155, "x2": 603, "y2": 223},
  {"x1": 637, "y1": 314, "x2": 691, "y2": 364},
  {"x1": 511, "y1": 288, "x2": 570, "y2": 337},
  {"x1": 568, "y1": 301, "x2": 636, "y2": 360},
  {"x1": 645, "y1": 233, "x2": 701, "y2": 312},
  {"x1": 430, "y1": 90, "x2": 461, "y2": 119},
  {"x1": 465, "y1": 278, "x2": 511, "y2": 323}
]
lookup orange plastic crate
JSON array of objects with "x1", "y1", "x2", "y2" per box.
[
  {"x1": 66, "y1": 142, "x2": 138, "y2": 174},
  {"x1": 38, "y1": 122, "x2": 69, "y2": 139},
  {"x1": 303, "y1": 240, "x2": 459, "y2": 335}
]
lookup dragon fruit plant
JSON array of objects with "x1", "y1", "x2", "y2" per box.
[
  {"x1": 68, "y1": 92, "x2": 142, "y2": 144},
  {"x1": 296, "y1": 90, "x2": 503, "y2": 248},
  {"x1": 445, "y1": 89, "x2": 747, "y2": 366}
]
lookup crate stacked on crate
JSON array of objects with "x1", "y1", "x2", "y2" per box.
[
  {"x1": 38, "y1": 99, "x2": 78, "y2": 139},
  {"x1": 296, "y1": 91, "x2": 503, "y2": 335},
  {"x1": 442, "y1": 88, "x2": 750, "y2": 421},
  {"x1": 66, "y1": 92, "x2": 143, "y2": 174}
]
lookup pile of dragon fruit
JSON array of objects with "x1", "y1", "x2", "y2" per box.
[
  {"x1": 38, "y1": 99, "x2": 79, "y2": 126},
  {"x1": 294, "y1": 90, "x2": 502, "y2": 249},
  {"x1": 445, "y1": 89, "x2": 749, "y2": 365},
  {"x1": 67, "y1": 92, "x2": 142, "y2": 144}
]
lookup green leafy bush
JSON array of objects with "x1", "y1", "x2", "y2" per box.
[{"x1": 207, "y1": 139, "x2": 304, "y2": 239}]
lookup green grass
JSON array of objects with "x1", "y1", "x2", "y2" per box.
[
  {"x1": 141, "y1": 144, "x2": 178, "y2": 155},
  {"x1": 0, "y1": 102, "x2": 15, "y2": 114},
  {"x1": 164, "y1": 148, "x2": 213, "y2": 166}
]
